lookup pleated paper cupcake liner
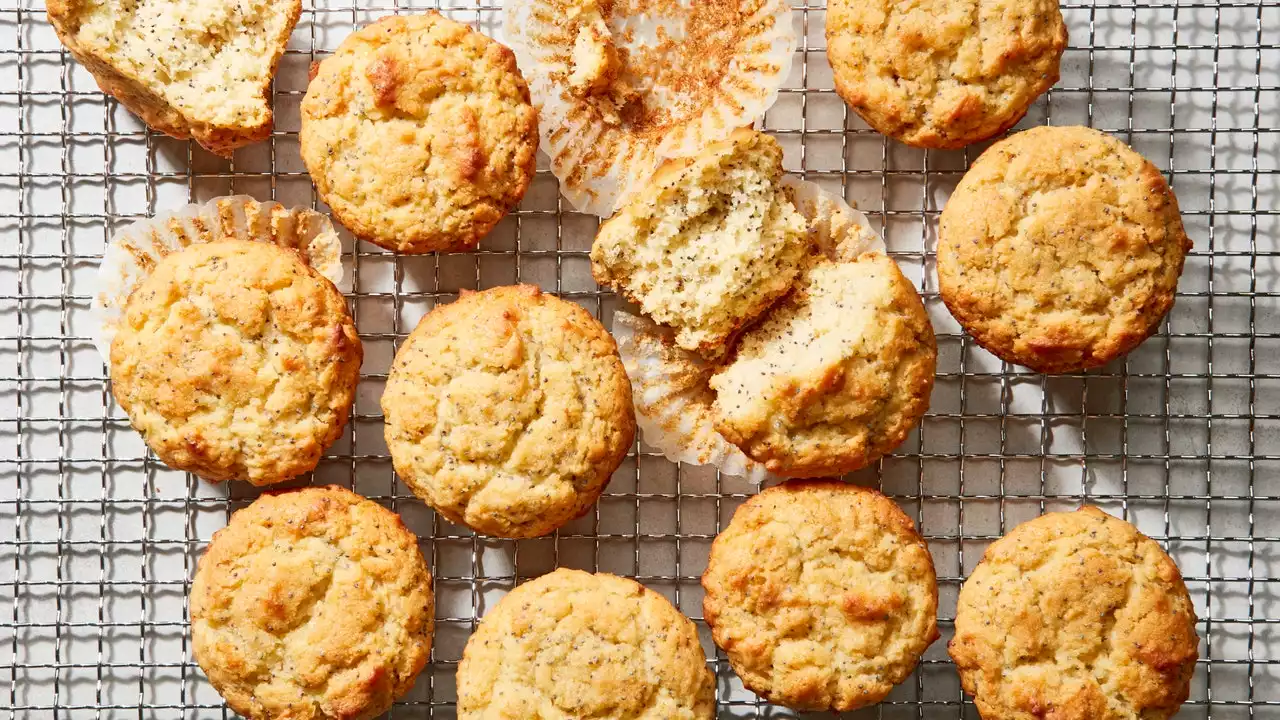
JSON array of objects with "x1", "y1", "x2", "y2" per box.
[
  {"x1": 781, "y1": 175, "x2": 887, "y2": 260},
  {"x1": 504, "y1": 0, "x2": 796, "y2": 216},
  {"x1": 613, "y1": 311, "x2": 772, "y2": 482},
  {"x1": 91, "y1": 195, "x2": 344, "y2": 366}
]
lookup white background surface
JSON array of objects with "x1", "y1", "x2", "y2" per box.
[{"x1": 0, "y1": 0, "x2": 1277, "y2": 717}]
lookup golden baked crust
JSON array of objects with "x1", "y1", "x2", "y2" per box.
[
  {"x1": 301, "y1": 12, "x2": 538, "y2": 253},
  {"x1": 591, "y1": 129, "x2": 808, "y2": 358},
  {"x1": 191, "y1": 486, "x2": 434, "y2": 720},
  {"x1": 456, "y1": 568, "x2": 715, "y2": 719},
  {"x1": 950, "y1": 506, "x2": 1199, "y2": 720},
  {"x1": 702, "y1": 480, "x2": 939, "y2": 711},
  {"x1": 826, "y1": 0, "x2": 1066, "y2": 148},
  {"x1": 48, "y1": 0, "x2": 300, "y2": 157},
  {"x1": 710, "y1": 252, "x2": 936, "y2": 477},
  {"x1": 382, "y1": 285, "x2": 635, "y2": 538},
  {"x1": 109, "y1": 240, "x2": 361, "y2": 485},
  {"x1": 938, "y1": 126, "x2": 1192, "y2": 373}
]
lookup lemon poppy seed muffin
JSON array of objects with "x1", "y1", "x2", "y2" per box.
[
  {"x1": 457, "y1": 568, "x2": 715, "y2": 719},
  {"x1": 191, "y1": 486, "x2": 434, "y2": 720},
  {"x1": 590, "y1": 129, "x2": 809, "y2": 359},
  {"x1": 109, "y1": 240, "x2": 361, "y2": 485},
  {"x1": 703, "y1": 480, "x2": 939, "y2": 711},
  {"x1": 382, "y1": 285, "x2": 634, "y2": 538},
  {"x1": 938, "y1": 126, "x2": 1192, "y2": 373},
  {"x1": 950, "y1": 506, "x2": 1199, "y2": 720},
  {"x1": 49, "y1": 0, "x2": 301, "y2": 156},
  {"x1": 301, "y1": 12, "x2": 539, "y2": 253},
  {"x1": 710, "y1": 252, "x2": 936, "y2": 477},
  {"x1": 826, "y1": 0, "x2": 1066, "y2": 148}
]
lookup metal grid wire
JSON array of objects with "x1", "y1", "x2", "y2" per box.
[{"x1": 1, "y1": 0, "x2": 1277, "y2": 717}]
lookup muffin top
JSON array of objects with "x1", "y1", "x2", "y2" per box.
[
  {"x1": 457, "y1": 568, "x2": 715, "y2": 719},
  {"x1": 711, "y1": 252, "x2": 936, "y2": 477},
  {"x1": 109, "y1": 240, "x2": 361, "y2": 485},
  {"x1": 826, "y1": 0, "x2": 1066, "y2": 148},
  {"x1": 191, "y1": 486, "x2": 434, "y2": 720},
  {"x1": 938, "y1": 125, "x2": 1191, "y2": 372},
  {"x1": 301, "y1": 12, "x2": 538, "y2": 252},
  {"x1": 382, "y1": 285, "x2": 634, "y2": 538},
  {"x1": 950, "y1": 506, "x2": 1199, "y2": 720},
  {"x1": 703, "y1": 480, "x2": 939, "y2": 711}
]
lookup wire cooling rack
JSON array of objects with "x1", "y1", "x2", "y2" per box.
[{"x1": 1, "y1": 0, "x2": 1277, "y2": 717}]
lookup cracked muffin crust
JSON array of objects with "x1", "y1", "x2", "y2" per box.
[
  {"x1": 826, "y1": 0, "x2": 1066, "y2": 148},
  {"x1": 702, "y1": 480, "x2": 939, "y2": 711},
  {"x1": 591, "y1": 129, "x2": 808, "y2": 360},
  {"x1": 301, "y1": 12, "x2": 538, "y2": 253},
  {"x1": 191, "y1": 486, "x2": 434, "y2": 720},
  {"x1": 950, "y1": 506, "x2": 1199, "y2": 720},
  {"x1": 710, "y1": 252, "x2": 937, "y2": 477},
  {"x1": 49, "y1": 0, "x2": 301, "y2": 156},
  {"x1": 382, "y1": 285, "x2": 635, "y2": 538},
  {"x1": 109, "y1": 240, "x2": 361, "y2": 485},
  {"x1": 938, "y1": 126, "x2": 1192, "y2": 373},
  {"x1": 456, "y1": 568, "x2": 715, "y2": 719}
]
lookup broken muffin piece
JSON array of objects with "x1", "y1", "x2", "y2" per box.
[
  {"x1": 710, "y1": 252, "x2": 937, "y2": 477},
  {"x1": 590, "y1": 129, "x2": 809, "y2": 359},
  {"x1": 48, "y1": 0, "x2": 301, "y2": 156}
]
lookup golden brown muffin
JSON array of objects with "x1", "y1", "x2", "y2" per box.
[
  {"x1": 591, "y1": 129, "x2": 808, "y2": 358},
  {"x1": 109, "y1": 240, "x2": 361, "y2": 485},
  {"x1": 382, "y1": 285, "x2": 634, "y2": 538},
  {"x1": 456, "y1": 568, "x2": 715, "y2": 719},
  {"x1": 826, "y1": 0, "x2": 1066, "y2": 148},
  {"x1": 938, "y1": 126, "x2": 1192, "y2": 373},
  {"x1": 301, "y1": 12, "x2": 539, "y2": 253},
  {"x1": 49, "y1": 0, "x2": 300, "y2": 156},
  {"x1": 710, "y1": 252, "x2": 936, "y2": 477},
  {"x1": 702, "y1": 480, "x2": 939, "y2": 711},
  {"x1": 191, "y1": 486, "x2": 434, "y2": 720},
  {"x1": 950, "y1": 506, "x2": 1199, "y2": 720}
]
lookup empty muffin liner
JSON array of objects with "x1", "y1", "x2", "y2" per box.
[
  {"x1": 503, "y1": 0, "x2": 796, "y2": 217},
  {"x1": 613, "y1": 178, "x2": 888, "y2": 480},
  {"x1": 91, "y1": 195, "x2": 345, "y2": 367}
]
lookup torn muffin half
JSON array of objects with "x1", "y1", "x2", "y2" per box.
[{"x1": 591, "y1": 129, "x2": 809, "y2": 360}]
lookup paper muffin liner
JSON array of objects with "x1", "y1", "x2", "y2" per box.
[
  {"x1": 91, "y1": 195, "x2": 345, "y2": 366},
  {"x1": 504, "y1": 0, "x2": 796, "y2": 216},
  {"x1": 613, "y1": 311, "x2": 771, "y2": 483},
  {"x1": 781, "y1": 176, "x2": 887, "y2": 259}
]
